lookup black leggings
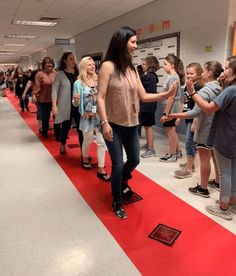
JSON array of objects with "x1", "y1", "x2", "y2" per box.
[
  {"x1": 54, "y1": 106, "x2": 83, "y2": 146},
  {"x1": 18, "y1": 95, "x2": 29, "y2": 111}
]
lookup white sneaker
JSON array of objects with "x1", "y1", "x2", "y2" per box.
[
  {"x1": 141, "y1": 149, "x2": 156, "y2": 158},
  {"x1": 174, "y1": 168, "x2": 192, "y2": 179},
  {"x1": 179, "y1": 162, "x2": 195, "y2": 172},
  {"x1": 206, "y1": 205, "x2": 233, "y2": 220},
  {"x1": 215, "y1": 200, "x2": 236, "y2": 214}
]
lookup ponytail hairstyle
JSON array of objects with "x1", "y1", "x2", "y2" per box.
[
  {"x1": 204, "y1": 61, "x2": 223, "y2": 80},
  {"x1": 224, "y1": 55, "x2": 236, "y2": 86},
  {"x1": 165, "y1": 54, "x2": 185, "y2": 85}
]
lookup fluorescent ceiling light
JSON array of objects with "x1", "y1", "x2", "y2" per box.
[
  {"x1": 5, "y1": 35, "x2": 38, "y2": 39},
  {"x1": 0, "y1": 52, "x2": 16, "y2": 55},
  {"x1": 12, "y1": 20, "x2": 57, "y2": 27},
  {"x1": 4, "y1": 43, "x2": 26, "y2": 47},
  {"x1": 0, "y1": 63, "x2": 17, "y2": 65}
]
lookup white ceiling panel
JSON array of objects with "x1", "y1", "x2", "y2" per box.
[{"x1": 0, "y1": 0, "x2": 155, "y2": 64}]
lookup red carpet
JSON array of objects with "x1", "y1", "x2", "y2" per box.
[{"x1": 7, "y1": 91, "x2": 236, "y2": 276}]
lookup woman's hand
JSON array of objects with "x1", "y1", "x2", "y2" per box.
[
  {"x1": 31, "y1": 95, "x2": 37, "y2": 104},
  {"x1": 22, "y1": 92, "x2": 26, "y2": 100},
  {"x1": 72, "y1": 94, "x2": 80, "y2": 107},
  {"x1": 52, "y1": 105, "x2": 58, "y2": 116},
  {"x1": 102, "y1": 123, "x2": 113, "y2": 142}
]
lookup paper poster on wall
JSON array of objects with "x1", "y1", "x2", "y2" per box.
[{"x1": 133, "y1": 32, "x2": 180, "y2": 90}]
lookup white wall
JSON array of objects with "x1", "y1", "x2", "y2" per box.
[
  {"x1": 30, "y1": 43, "x2": 75, "y2": 70},
  {"x1": 75, "y1": 0, "x2": 230, "y2": 67}
]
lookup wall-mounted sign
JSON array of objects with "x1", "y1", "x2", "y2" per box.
[
  {"x1": 55, "y1": 38, "x2": 70, "y2": 45},
  {"x1": 136, "y1": 20, "x2": 171, "y2": 39},
  {"x1": 204, "y1": 45, "x2": 213, "y2": 52}
]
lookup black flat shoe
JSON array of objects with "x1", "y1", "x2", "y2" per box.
[
  {"x1": 112, "y1": 202, "x2": 127, "y2": 219},
  {"x1": 97, "y1": 172, "x2": 110, "y2": 182},
  {"x1": 82, "y1": 162, "x2": 92, "y2": 170},
  {"x1": 122, "y1": 184, "x2": 134, "y2": 199}
]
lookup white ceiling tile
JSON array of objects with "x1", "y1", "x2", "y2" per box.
[{"x1": 0, "y1": 0, "x2": 154, "y2": 63}]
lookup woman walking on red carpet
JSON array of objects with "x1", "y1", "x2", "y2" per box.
[
  {"x1": 14, "y1": 66, "x2": 30, "y2": 112},
  {"x1": 97, "y1": 26, "x2": 177, "y2": 219},
  {"x1": 73, "y1": 56, "x2": 110, "y2": 182},
  {"x1": 33, "y1": 57, "x2": 56, "y2": 138},
  {"x1": 52, "y1": 52, "x2": 83, "y2": 155}
]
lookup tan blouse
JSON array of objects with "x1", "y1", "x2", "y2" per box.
[{"x1": 105, "y1": 69, "x2": 139, "y2": 127}]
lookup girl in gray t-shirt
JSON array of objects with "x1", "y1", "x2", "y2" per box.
[{"x1": 159, "y1": 54, "x2": 185, "y2": 162}]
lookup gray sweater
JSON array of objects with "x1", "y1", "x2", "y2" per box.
[
  {"x1": 52, "y1": 71, "x2": 72, "y2": 124},
  {"x1": 187, "y1": 81, "x2": 221, "y2": 145}
]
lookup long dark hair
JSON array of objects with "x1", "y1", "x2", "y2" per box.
[
  {"x1": 58, "y1": 51, "x2": 79, "y2": 76},
  {"x1": 165, "y1": 54, "x2": 185, "y2": 85},
  {"x1": 104, "y1": 26, "x2": 136, "y2": 75}
]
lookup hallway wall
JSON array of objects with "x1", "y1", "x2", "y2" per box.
[{"x1": 74, "y1": 0, "x2": 230, "y2": 66}]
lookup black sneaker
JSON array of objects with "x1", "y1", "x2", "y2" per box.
[
  {"x1": 208, "y1": 179, "x2": 220, "y2": 191},
  {"x1": 159, "y1": 153, "x2": 177, "y2": 162},
  {"x1": 122, "y1": 184, "x2": 134, "y2": 199},
  {"x1": 189, "y1": 184, "x2": 210, "y2": 198},
  {"x1": 112, "y1": 202, "x2": 127, "y2": 219}
]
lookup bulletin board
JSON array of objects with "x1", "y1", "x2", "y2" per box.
[
  {"x1": 133, "y1": 32, "x2": 180, "y2": 90},
  {"x1": 82, "y1": 52, "x2": 103, "y2": 72}
]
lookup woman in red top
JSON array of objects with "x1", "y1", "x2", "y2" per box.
[{"x1": 33, "y1": 57, "x2": 56, "y2": 137}]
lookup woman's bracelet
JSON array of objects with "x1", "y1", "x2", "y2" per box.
[{"x1": 101, "y1": 119, "x2": 108, "y2": 126}]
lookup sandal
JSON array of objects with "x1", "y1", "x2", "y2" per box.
[
  {"x1": 97, "y1": 172, "x2": 110, "y2": 182},
  {"x1": 82, "y1": 162, "x2": 92, "y2": 170}
]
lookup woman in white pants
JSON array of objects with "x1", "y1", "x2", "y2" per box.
[{"x1": 73, "y1": 56, "x2": 110, "y2": 182}]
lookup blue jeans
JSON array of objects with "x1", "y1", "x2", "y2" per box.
[
  {"x1": 105, "y1": 123, "x2": 140, "y2": 203},
  {"x1": 214, "y1": 149, "x2": 236, "y2": 202},
  {"x1": 185, "y1": 121, "x2": 196, "y2": 157}
]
